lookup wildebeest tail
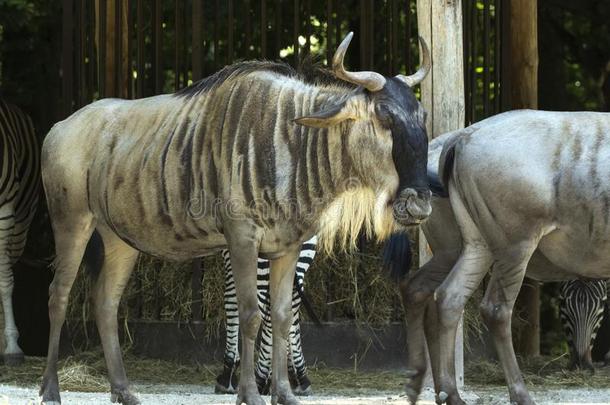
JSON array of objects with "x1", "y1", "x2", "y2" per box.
[
  {"x1": 382, "y1": 233, "x2": 412, "y2": 281},
  {"x1": 83, "y1": 229, "x2": 104, "y2": 279}
]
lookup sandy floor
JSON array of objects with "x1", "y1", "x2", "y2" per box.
[{"x1": 3, "y1": 384, "x2": 610, "y2": 405}]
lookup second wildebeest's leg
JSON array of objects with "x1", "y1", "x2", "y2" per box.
[
  {"x1": 480, "y1": 244, "x2": 537, "y2": 405},
  {"x1": 399, "y1": 254, "x2": 455, "y2": 404},
  {"x1": 227, "y1": 230, "x2": 265, "y2": 405},
  {"x1": 434, "y1": 183, "x2": 493, "y2": 405},
  {"x1": 269, "y1": 249, "x2": 301, "y2": 405},
  {"x1": 40, "y1": 213, "x2": 94, "y2": 404},
  {"x1": 92, "y1": 227, "x2": 140, "y2": 405}
]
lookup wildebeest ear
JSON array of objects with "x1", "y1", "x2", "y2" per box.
[{"x1": 293, "y1": 101, "x2": 352, "y2": 128}]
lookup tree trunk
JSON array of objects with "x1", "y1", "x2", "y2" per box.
[
  {"x1": 502, "y1": 0, "x2": 540, "y2": 357},
  {"x1": 417, "y1": 0, "x2": 465, "y2": 388}
]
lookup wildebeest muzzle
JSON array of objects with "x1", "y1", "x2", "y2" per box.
[{"x1": 392, "y1": 187, "x2": 432, "y2": 226}]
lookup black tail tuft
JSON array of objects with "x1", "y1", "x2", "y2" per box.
[
  {"x1": 382, "y1": 233, "x2": 413, "y2": 281},
  {"x1": 83, "y1": 230, "x2": 104, "y2": 279},
  {"x1": 295, "y1": 281, "x2": 323, "y2": 327}
]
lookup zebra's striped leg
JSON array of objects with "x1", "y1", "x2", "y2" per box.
[
  {"x1": 254, "y1": 258, "x2": 272, "y2": 394},
  {"x1": 92, "y1": 227, "x2": 140, "y2": 405},
  {"x1": 40, "y1": 214, "x2": 94, "y2": 405},
  {"x1": 0, "y1": 203, "x2": 24, "y2": 365},
  {"x1": 227, "y1": 233, "x2": 265, "y2": 405},
  {"x1": 269, "y1": 249, "x2": 301, "y2": 405},
  {"x1": 216, "y1": 250, "x2": 240, "y2": 394},
  {"x1": 288, "y1": 314, "x2": 311, "y2": 396}
]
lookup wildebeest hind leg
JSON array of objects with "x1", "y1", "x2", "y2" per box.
[
  {"x1": 480, "y1": 244, "x2": 537, "y2": 405},
  {"x1": 399, "y1": 254, "x2": 454, "y2": 404},
  {"x1": 269, "y1": 249, "x2": 301, "y2": 405},
  {"x1": 40, "y1": 213, "x2": 95, "y2": 404},
  {"x1": 92, "y1": 226, "x2": 140, "y2": 405}
]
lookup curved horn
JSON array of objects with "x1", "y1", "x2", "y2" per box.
[
  {"x1": 396, "y1": 36, "x2": 431, "y2": 87},
  {"x1": 332, "y1": 32, "x2": 386, "y2": 92}
]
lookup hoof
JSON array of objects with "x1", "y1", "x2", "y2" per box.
[
  {"x1": 404, "y1": 368, "x2": 424, "y2": 404},
  {"x1": 40, "y1": 375, "x2": 61, "y2": 405},
  {"x1": 3, "y1": 352, "x2": 25, "y2": 366},
  {"x1": 293, "y1": 385, "x2": 312, "y2": 397},
  {"x1": 436, "y1": 391, "x2": 466, "y2": 405},
  {"x1": 405, "y1": 386, "x2": 419, "y2": 404},
  {"x1": 111, "y1": 389, "x2": 141, "y2": 405},
  {"x1": 271, "y1": 394, "x2": 300, "y2": 405},
  {"x1": 215, "y1": 382, "x2": 237, "y2": 394},
  {"x1": 236, "y1": 387, "x2": 266, "y2": 405}
]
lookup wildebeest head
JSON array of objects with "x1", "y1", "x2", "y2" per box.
[{"x1": 295, "y1": 32, "x2": 432, "y2": 231}]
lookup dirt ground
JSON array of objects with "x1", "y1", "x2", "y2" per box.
[{"x1": 3, "y1": 384, "x2": 610, "y2": 404}]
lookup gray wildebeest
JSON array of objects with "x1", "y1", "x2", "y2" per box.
[
  {"x1": 384, "y1": 109, "x2": 610, "y2": 405},
  {"x1": 39, "y1": 32, "x2": 431, "y2": 405}
]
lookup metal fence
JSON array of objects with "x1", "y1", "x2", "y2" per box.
[{"x1": 59, "y1": 0, "x2": 504, "y2": 323}]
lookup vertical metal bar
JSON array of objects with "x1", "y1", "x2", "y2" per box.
[
  {"x1": 137, "y1": 0, "x2": 145, "y2": 96},
  {"x1": 245, "y1": 0, "x2": 252, "y2": 59},
  {"x1": 191, "y1": 259, "x2": 204, "y2": 322},
  {"x1": 99, "y1": 0, "x2": 107, "y2": 98},
  {"x1": 62, "y1": 0, "x2": 74, "y2": 116},
  {"x1": 494, "y1": 0, "x2": 501, "y2": 113},
  {"x1": 115, "y1": 0, "x2": 122, "y2": 97},
  {"x1": 153, "y1": 0, "x2": 163, "y2": 94},
  {"x1": 294, "y1": 0, "x2": 300, "y2": 66},
  {"x1": 175, "y1": 0, "x2": 182, "y2": 91},
  {"x1": 87, "y1": 0, "x2": 95, "y2": 102},
  {"x1": 76, "y1": 0, "x2": 85, "y2": 107},
  {"x1": 214, "y1": 0, "x2": 220, "y2": 67},
  {"x1": 483, "y1": 0, "x2": 491, "y2": 117},
  {"x1": 326, "y1": 0, "x2": 332, "y2": 65},
  {"x1": 335, "y1": 0, "x2": 341, "y2": 53},
  {"x1": 261, "y1": 0, "x2": 267, "y2": 58},
  {"x1": 470, "y1": 0, "x2": 477, "y2": 122},
  {"x1": 192, "y1": 0, "x2": 203, "y2": 81},
  {"x1": 228, "y1": 0, "x2": 234, "y2": 64},
  {"x1": 463, "y1": 0, "x2": 471, "y2": 124},
  {"x1": 368, "y1": 0, "x2": 374, "y2": 69},
  {"x1": 391, "y1": 0, "x2": 398, "y2": 75},
  {"x1": 274, "y1": 0, "x2": 281, "y2": 59},
  {"x1": 405, "y1": 0, "x2": 411, "y2": 73},
  {"x1": 304, "y1": 0, "x2": 311, "y2": 57},
  {"x1": 124, "y1": 0, "x2": 132, "y2": 99},
  {"x1": 360, "y1": 0, "x2": 365, "y2": 69}
]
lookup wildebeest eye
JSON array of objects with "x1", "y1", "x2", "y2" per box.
[{"x1": 375, "y1": 104, "x2": 393, "y2": 127}]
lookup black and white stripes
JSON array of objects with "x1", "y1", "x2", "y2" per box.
[
  {"x1": 216, "y1": 236, "x2": 317, "y2": 395},
  {"x1": 0, "y1": 100, "x2": 39, "y2": 364},
  {"x1": 559, "y1": 279, "x2": 608, "y2": 370}
]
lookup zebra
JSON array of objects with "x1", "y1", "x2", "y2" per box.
[
  {"x1": 559, "y1": 279, "x2": 609, "y2": 370},
  {"x1": 216, "y1": 236, "x2": 317, "y2": 396},
  {"x1": 0, "y1": 99, "x2": 40, "y2": 366},
  {"x1": 39, "y1": 32, "x2": 432, "y2": 405}
]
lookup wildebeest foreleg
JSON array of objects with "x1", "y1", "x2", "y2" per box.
[
  {"x1": 228, "y1": 233, "x2": 265, "y2": 405},
  {"x1": 480, "y1": 244, "x2": 537, "y2": 405},
  {"x1": 269, "y1": 249, "x2": 301, "y2": 405},
  {"x1": 400, "y1": 254, "x2": 455, "y2": 404},
  {"x1": 40, "y1": 214, "x2": 95, "y2": 405},
  {"x1": 92, "y1": 227, "x2": 140, "y2": 405}
]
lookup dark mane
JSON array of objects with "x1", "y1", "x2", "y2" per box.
[{"x1": 174, "y1": 60, "x2": 297, "y2": 98}]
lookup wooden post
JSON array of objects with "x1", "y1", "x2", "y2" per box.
[
  {"x1": 501, "y1": 0, "x2": 540, "y2": 357},
  {"x1": 417, "y1": 0, "x2": 465, "y2": 388}
]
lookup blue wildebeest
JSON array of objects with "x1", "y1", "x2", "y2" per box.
[
  {"x1": 39, "y1": 32, "x2": 431, "y2": 405},
  {"x1": 384, "y1": 109, "x2": 610, "y2": 405},
  {"x1": 0, "y1": 100, "x2": 39, "y2": 366},
  {"x1": 559, "y1": 279, "x2": 609, "y2": 370}
]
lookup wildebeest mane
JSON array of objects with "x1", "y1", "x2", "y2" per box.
[{"x1": 175, "y1": 60, "x2": 297, "y2": 98}]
